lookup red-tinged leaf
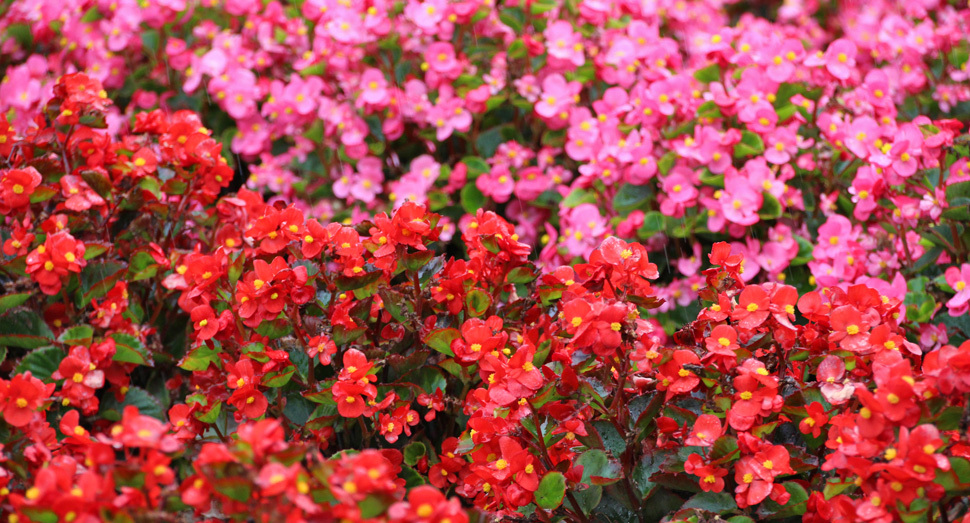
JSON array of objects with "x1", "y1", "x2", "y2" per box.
[
  {"x1": 29, "y1": 185, "x2": 58, "y2": 203},
  {"x1": 465, "y1": 289, "x2": 491, "y2": 317},
  {"x1": 424, "y1": 328, "x2": 459, "y2": 357}
]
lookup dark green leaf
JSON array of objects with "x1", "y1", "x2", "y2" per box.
[
  {"x1": 0, "y1": 310, "x2": 55, "y2": 349},
  {"x1": 15, "y1": 346, "x2": 65, "y2": 380}
]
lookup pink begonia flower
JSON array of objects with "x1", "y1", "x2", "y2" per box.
[
  {"x1": 862, "y1": 69, "x2": 894, "y2": 110},
  {"x1": 919, "y1": 323, "x2": 949, "y2": 353},
  {"x1": 493, "y1": 141, "x2": 534, "y2": 169},
  {"x1": 659, "y1": 169, "x2": 697, "y2": 218},
  {"x1": 764, "y1": 125, "x2": 799, "y2": 165},
  {"x1": 405, "y1": 0, "x2": 447, "y2": 34},
  {"x1": 428, "y1": 85, "x2": 471, "y2": 141},
  {"x1": 848, "y1": 166, "x2": 882, "y2": 221},
  {"x1": 535, "y1": 74, "x2": 578, "y2": 120},
  {"x1": 720, "y1": 184, "x2": 762, "y2": 226},
  {"x1": 813, "y1": 214, "x2": 855, "y2": 260},
  {"x1": 514, "y1": 75, "x2": 541, "y2": 103},
  {"x1": 565, "y1": 108, "x2": 598, "y2": 161},
  {"x1": 817, "y1": 356, "x2": 854, "y2": 405},
  {"x1": 0, "y1": 65, "x2": 42, "y2": 111},
  {"x1": 209, "y1": 69, "x2": 259, "y2": 120},
  {"x1": 408, "y1": 155, "x2": 440, "y2": 191},
  {"x1": 350, "y1": 157, "x2": 385, "y2": 203},
  {"x1": 358, "y1": 68, "x2": 389, "y2": 107},
  {"x1": 822, "y1": 38, "x2": 857, "y2": 80},
  {"x1": 232, "y1": 117, "x2": 272, "y2": 157},
  {"x1": 888, "y1": 123, "x2": 923, "y2": 178},
  {"x1": 944, "y1": 264, "x2": 970, "y2": 316},
  {"x1": 741, "y1": 157, "x2": 785, "y2": 200},
  {"x1": 919, "y1": 186, "x2": 946, "y2": 221},
  {"x1": 332, "y1": 164, "x2": 356, "y2": 200},
  {"x1": 615, "y1": 210, "x2": 644, "y2": 239},
  {"x1": 426, "y1": 41, "x2": 462, "y2": 77},
  {"x1": 675, "y1": 244, "x2": 702, "y2": 276},
  {"x1": 506, "y1": 201, "x2": 548, "y2": 245},
  {"x1": 248, "y1": 163, "x2": 298, "y2": 194},
  {"x1": 764, "y1": 38, "x2": 804, "y2": 83},
  {"x1": 388, "y1": 175, "x2": 428, "y2": 210},
  {"x1": 843, "y1": 116, "x2": 880, "y2": 159},
  {"x1": 560, "y1": 203, "x2": 607, "y2": 258},
  {"x1": 544, "y1": 20, "x2": 585, "y2": 69},
  {"x1": 515, "y1": 167, "x2": 550, "y2": 201},
  {"x1": 476, "y1": 165, "x2": 515, "y2": 204}
]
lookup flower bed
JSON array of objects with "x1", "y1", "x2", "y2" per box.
[{"x1": 1, "y1": 0, "x2": 970, "y2": 521}]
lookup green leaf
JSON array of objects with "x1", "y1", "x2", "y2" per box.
[
  {"x1": 0, "y1": 292, "x2": 31, "y2": 315},
  {"x1": 697, "y1": 101, "x2": 722, "y2": 120},
  {"x1": 613, "y1": 183, "x2": 652, "y2": 212},
  {"x1": 498, "y1": 7, "x2": 524, "y2": 33},
  {"x1": 403, "y1": 441, "x2": 427, "y2": 466},
  {"x1": 111, "y1": 332, "x2": 151, "y2": 366},
  {"x1": 100, "y1": 386, "x2": 164, "y2": 420},
  {"x1": 0, "y1": 310, "x2": 55, "y2": 349},
  {"x1": 576, "y1": 449, "x2": 621, "y2": 486},
  {"x1": 535, "y1": 472, "x2": 567, "y2": 510},
  {"x1": 946, "y1": 180, "x2": 970, "y2": 200},
  {"x1": 461, "y1": 156, "x2": 490, "y2": 177},
  {"x1": 460, "y1": 184, "x2": 486, "y2": 214},
  {"x1": 29, "y1": 185, "x2": 58, "y2": 203},
  {"x1": 682, "y1": 491, "x2": 738, "y2": 514},
  {"x1": 180, "y1": 345, "x2": 220, "y2": 371},
  {"x1": 734, "y1": 131, "x2": 765, "y2": 158},
  {"x1": 424, "y1": 328, "x2": 459, "y2": 357},
  {"x1": 658, "y1": 151, "x2": 677, "y2": 175},
  {"x1": 58, "y1": 325, "x2": 94, "y2": 346},
  {"x1": 506, "y1": 266, "x2": 538, "y2": 284},
  {"x1": 76, "y1": 261, "x2": 126, "y2": 309},
  {"x1": 758, "y1": 192, "x2": 783, "y2": 220},
  {"x1": 694, "y1": 63, "x2": 721, "y2": 83},
  {"x1": 759, "y1": 482, "x2": 809, "y2": 519},
  {"x1": 465, "y1": 289, "x2": 491, "y2": 317},
  {"x1": 562, "y1": 188, "x2": 596, "y2": 208},
  {"x1": 637, "y1": 211, "x2": 665, "y2": 238},
  {"x1": 15, "y1": 346, "x2": 65, "y2": 380},
  {"x1": 194, "y1": 401, "x2": 222, "y2": 424}
]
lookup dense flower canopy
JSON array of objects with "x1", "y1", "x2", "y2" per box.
[{"x1": 1, "y1": 0, "x2": 970, "y2": 522}]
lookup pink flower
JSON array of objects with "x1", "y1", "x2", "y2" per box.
[
  {"x1": 515, "y1": 167, "x2": 550, "y2": 200},
  {"x1": 535, "y1": 74, "x2": 578, "y2": 120},
  {"x1": 843, "y1": 117, "x2": 880, "y2": 159},
  {"x1": 350, "y1": 157, "x2": 385, "y2": 202},
  {"x1": 848, "y1": 166, "x2": 882, "y2": 221},
  {"x1": 544, "y1": 21, "x2": 585, "y2": 69},
  {"x1": 944, "y1": 264, "x2": 970, "y2": 316},
  {"x1": 406, "y1": 0, "x2": 447, "y2": 33},
  {"x1": 822, "y1": 38, "x2": 857, "y2": 81},
  {"x1": 408, "y1": 155, "x2": 441, "y2": 191},
  {"x1": 764, "y1": 38, "x2": 804, "y2": 83},
  {"x1": 476, "y1": 165, "x2": 514, "y2": 203},
  {"x1": 721, "y1": 185, "x2": 762, "y2": 226}
]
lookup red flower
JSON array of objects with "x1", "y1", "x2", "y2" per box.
[
  {"x1": 685, "y1": 414, "x2": 722, "y2": 447},
  {"x1": 685, "y1": 453, "x2": 728, "y2": 493},
  {"x1": 799, "y1": 402, "x2": 829, "y2": 438},
  {"x1": 733, "y1": 285, "x2": 770, "y2": 329},
  {"x1": 228, "y1": 386, "x2": 268, "y2": 419},
  {"x1": 190, "y1": 305, "x2": 219, "y2": 340},
  {"x1": 658, "y1": 350, "x2": 701, "y2": 399},
  {"x1": 1, "y1": 167, "x2": 42, "y2": 209},
  {"x1": 1, "y1": 372, "x2": 55, "y2": 427},
  {"x1": 25, "y1": 231, "x2": 86, "y2": 295}
]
